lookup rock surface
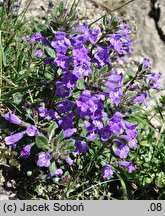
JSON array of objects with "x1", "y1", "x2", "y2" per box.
[{"x1": 122, "y1": 0, "x2": 165, "y2": 85}]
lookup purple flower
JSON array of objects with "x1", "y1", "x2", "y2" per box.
[
  {"x1": 45, "y1": 109, "x2": 57, "y2": 121},
  {"x1": 41, "y1": 37, "x2": 50, "y2": 46},
  {"x1": 38, "y1": 107, "x2": 57, "y2": 121},
  {"x1": 62, "y1": 71, "x2": 78, "y2": 88},
  {"x1": 37, "y1": 153, "x2": 52, "y2": 167},
  {"x1": 15, "y1": 1, "x2": 21, "y2": 7},
  {"x1": 108, "y1": 73, "x2": 123, "y2": 83},
  {"x1": 108, "y1": 112, "x2": 125, "y2": 134},
  {"x1": 0, "y1": 2, "x2": 3, "y2": 7},
  {"x1": 77, "y1": 23, "x2": 99, "y2": 44},
  {"x1": 72, "y1": 35, "x2": 87, "y2": 49},
  {"x1": 73, "y1": 60, "x2": 92, "y2": 79},
  {"x1": 128, "y1": 138, "x2": 137, "y2": 149},
  {"x1": 38, "y1": 107, "x2": 48, "y2": 117},
  {"x1": 54, "y1": 54, "x2": 70, "y2": 69},
  {"x1": 5, "y1": 132, "x2": 24, "y2": 145},
  {"x1": 92, "y1": 120, "x2": 103, "y2": 130},
  {"x1": 114, "y1": 140, "x2": 129, "y2": 159},
  {"x1": 125, "y1": 121, "x2": 137, "y2": 130},
  {"x1": 54, "y1": 168, "x2": 63, "y2": 177},
  {"x1": 88, "y1": 28, "x2": 100, "y2": 44},
  {"x1": 110, "y1": 34, "x2": 123, "y2": 54},
  {"x1": 26, "y1": 125, "x2": 40, "y2": 136},
  {"x1": 21, "y1": 36, "x2": 26, "y2": 41},
  {"x1": 65, "y1": 157, "x2": 73, "y2": 165},
  {"x1": 4, "y1": 112, "x2": 21, "y2": 125},
  {"x1": 46, "y1": 168, "x2": 63, "y2": 179},
  {"x1": 12, "y1": 1, "x2": 21, "y2": 12},
  {"x1": 86, "y1": 131, "x2": 97, "y2": 141},
  {"x1": 20, "y1": 145, "x2": 31, "y2": 158},
  {"x1": 94, "y1": 46, "x2": 110, "y2": 68},
  {"x1": 34, "y1": 48, "x2": 43, "y2": 57},
  {"x1": 57, "y1": 99, "x2": 75, "y2": 113},
  {"x1": 118, "y1": 23, "x2": 131, "y2": 36},
  {"x1": 73, "y1": 140, "x2": 89, "y2": 155},
  {"x1": 99, "y1": 126, "x2": 112, "y2": 141},
  {"x1": 119, "y1": 161, "x2": 136, "y2": 173},
  {"x1": 59, "y1": 113, "x2": 74, "y2": 130},
  {"x1": 143, "y1": 58, "x2": 151, "y2": 69},
  {"x1": 51, "y1": 31, "x2": 71, "y2": 54},
  {"x1": 121, "y1": 135, "x2": 138, "y2": 150},
  {"x1": 73, "y1": 46, "x2": 90, "y2": 64},
  {"x1": 126, "y1": 128, "x2": 138, "y2": 139},
  {"x1": 109, "y1": 88, "x2": 123, "y2": 106},
  {"x1": 148, "y1": 72, "x2": 161, "y2": 90},
  {"x1": 55, "y1": 81, "x2": 70, "y2": 98},
  {"x1": 30, "y1": 32, "x2": 42, "y2": 42},
  {"x1": 110, "y1": 31, "x2": 132, "y2": 55},
  {"x1": 149, "y1": 72, "x2": 161, "y2": 82},
  {"x1": 76, "y1": 90, "x2": 104, "y2": 118},
  {"x1": 76, "y1": 90, "x2": 92, "y2": 117},
  {"x1": 43, "y1": 57, "x2": 52, "y2": 65},
  {"x1": 101, "y1": 164, "x2": 113, "y2": 179},
  {"x1": 105, "y1": 73, "x2": 123, "y2": 105},
  {"x1": 134, "y1": 92, "x2": 148, "y2": 107},
  {"x1": 64, "y1": 128, "x2": 77, "y2": 138}
]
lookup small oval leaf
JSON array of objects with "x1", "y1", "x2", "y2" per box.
[
  {"x1": 50, "y1": 161, "x2": 57, "y2": 176},
  {"x1": 36, "y1": 135, "x2": 49, "y2": 149},
  {"x1": 48, "y1": 121, "x2": 58, "y2": 141}
]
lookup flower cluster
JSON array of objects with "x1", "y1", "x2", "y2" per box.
[{"x1": 4, "y1": 10, "x2": 161, "y2": 181}]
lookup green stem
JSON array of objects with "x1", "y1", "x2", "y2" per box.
[
  {"x1": 62, "y1": 135, "x2": 117, "y2": 199},
  {"x1": 89, "y1": 0, "x2": 135, "y2": 27}
]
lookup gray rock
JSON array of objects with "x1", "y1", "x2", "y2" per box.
[
  {"x1": 121, "y1": 0, "x2": 165, "y2": 85},
  {"x1": 0, "y1": 195, "x2": 9, "y2": 200}
]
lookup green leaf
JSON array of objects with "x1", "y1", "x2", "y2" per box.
[
  {"x1": 50, "y1": 161, "x2": 57, "y2": 175},
  {"x1": 77, "y1": 79, "x2": 85, "y2": 90},
  {"x1": 155, "y1": 172, "x2": 165, "y2": 188},
  {"x1": 44, "y1": 47, "x2": 56, "y2": 58},
  {"x1": 12, "y1": 92, "x2": 23, "y2": 105},
  {"x1": 66, "y1": 139, "x2": 76, "y2": 152},
  {"x1": 48, "y1": 121, "x2": 58, "y2": 141},
  {"x1": 145, "y1": 178, "x2": 152, "y2": 184},
  {"x1": 35, "y1": 23, "x2": 47, "y2": 33},
  {"x1": 99, "y1": 65, "x2": 108, "y2": 76},
  {"x1": 137, "y1": 63, "x2": 143, "y2": 72},
  {"x1": 35, "y1": 135, "x2": 49, "y2": 149},
  {"x1": 54, "y1": 130, "x2": 64, "y2": 146},
  {"x1": 59, "y1": 1, "x2": 64, "y2": 14}
]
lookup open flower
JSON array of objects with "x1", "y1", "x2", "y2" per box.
[
  {"x1": 101, "y1": 164, "x2": 113, "y2": 179},
  {"x1": 26, "y1": 125, "x2": 40, "y2": 136},
  {"x1": 114, "y1": 140, "x2": 129, "y2": 159},
  {"x1": 73, "y1": 140, "x2": 89, "y2": 155},
  {"x1": 37, "y1": 153, "x2": 52, "y2": 167}
]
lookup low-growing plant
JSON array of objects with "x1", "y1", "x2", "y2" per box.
[{"x1": 0, "y1": 0, "x2": 164, "y2": 199}]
